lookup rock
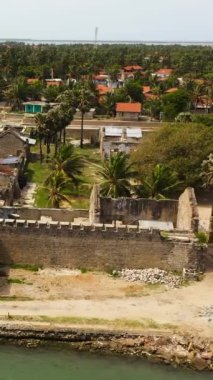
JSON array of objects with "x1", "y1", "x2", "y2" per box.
[
  {"x1": 118, "y1": 268, "x2": 182, "y2": 288},
  {"x1": 201, "y1": 351, "x2": 213, "y2": 360},
  {"x1": 173, "y1": 346, "x2": 188, "y2": 359},
  {"x1": 191, "y1": 357, "x2": 209, "y2": 371}
]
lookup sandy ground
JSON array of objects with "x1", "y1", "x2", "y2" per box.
[{"x1": 0, "y1": 268, "x2": 213, "y2": 338}]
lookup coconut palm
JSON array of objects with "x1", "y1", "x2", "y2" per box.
[
  {"x1": 98, "y1": 153, "x2": 138, "y2": 198},
  {"x1": 35, "y1": 113, "x2": 47, "y2": 162},
  {"x1": 136, "y1": 164, "x2": 181, "y2": 200},
  {"x1": 44, "y1": 172, "x2": 72, "y2": 208},
  {"x1": 46, "y1": 144, "x2": 85, "y2": 186},
  {"x1": 57, "y1": 83, "x2": 97, "y2": 148},
  {"x1": 4, "y1": 77, "x2": 29, "y2": 110}
]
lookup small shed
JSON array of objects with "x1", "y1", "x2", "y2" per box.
[{"x1": 23, "y1": 101, "x2": 47, "y2": 114}]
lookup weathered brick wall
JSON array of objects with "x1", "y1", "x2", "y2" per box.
[
  {"x1": 99, "y1": 197, "x2": 178, "y2": 225},
  {"x1": 0, "y1": 207, "x2": 88, "y2": 222},
  {"x1": 0, "y1": 221, "x2": 201, "y2": 272},
  {"x1": 177, "y1": 188, "x2": 199, "y2": 232},
  {"x1": 0, "y1": 134, "x2": 24, "y2": 158}
]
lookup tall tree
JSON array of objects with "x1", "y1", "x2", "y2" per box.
[
  {"x1": 44, "y1": 172, "x2": 72, "y2": 208},
  {"x1": 35, "y1": 113, "x2": 46, "y2": 163},
  {"x1": 98, "y1": 153, "x2": 137, "y2": 198},
  {"x1": 46, "y1": 144, "x2": 85, "y2": 186},
  {"x1": 136, "y1": 164, "x2": 181, "y2": 199},
  {"x1": 58, "y1": 83, "x2": 97, "y2": 148},
  {"x1": 3, "y1": 77, "x2": 29, "y2": 110}
]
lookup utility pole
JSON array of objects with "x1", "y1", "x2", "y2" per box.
[{"x1": 94, "y1": 27, "x2": 98, "y2": 48}]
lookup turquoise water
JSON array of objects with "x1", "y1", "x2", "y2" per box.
[{"x1": 0, "y1": 346, "x2": 212, "y2": 380}]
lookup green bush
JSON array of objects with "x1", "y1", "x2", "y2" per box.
[{"x1": 195, "y1": 232, "x2": 208, "y2": 244}]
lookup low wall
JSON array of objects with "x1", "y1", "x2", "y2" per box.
[
  {"x1": 0, "y1": 220, "x2": 203, "y2": 272},
  {"x1": 0, "y1": 207, "x2": 88, "y2": 222},
  {"x1": 99, "y1": 197, "x2": 178, "y2": 225},
  {"x1": 177, "y1": 188, "x2": 199, "y2": 232},
  {"x1": 66, "y1": 127, "x2": 100, "y2": 143}
]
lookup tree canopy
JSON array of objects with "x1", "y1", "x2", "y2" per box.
[{"x1": 132, "y1": 123, "x2": 213, "y2": 190}]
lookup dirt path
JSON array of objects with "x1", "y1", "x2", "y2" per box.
[{"x1": 0, "y1": 270, "x2": 213, "y2": 338}]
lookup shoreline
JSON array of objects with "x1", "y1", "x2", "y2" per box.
[{"x1": 0, "y1": 321, "x2": 212, "y2": 372}]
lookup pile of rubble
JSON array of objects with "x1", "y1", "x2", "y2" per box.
[
  {"x1": 116, "y1": 268, "x2": 182, "y2": 288},
  {"x1": 198, "y1": 305, "x2": 213, "y2": 322}
]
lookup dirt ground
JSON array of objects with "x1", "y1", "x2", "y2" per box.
[{"x1": 0, "y1": 268, "x2": 213, "y2": 338}]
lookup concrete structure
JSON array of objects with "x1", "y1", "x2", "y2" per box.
[
  {"x1": 0, "y1": 127, "x2": 35, "y2": 160},
  {"x1": 0, "y1": 127, "x2": 35, "y2": 205},
  {"x1": 0, "y1": 169, "x2": 21, "y2": 206},
  {"x1": 116, "y1": 103, "x2": 142, "y2": 120},
  {"x1": 100, "y1": 126, "x2": 142, "y2": 158},
  {"x1": 45, "y1": 79, "x2": 63, "y2": 87},
  {"x1": 0, "y1": 207, "x2": 88, "y2": 222},
  {"x1": 74, "y1": 108, "x2": 96, "y2": 120},
  {"x1": 153, "y1": 69, "x2": 173, "y2": 79},
  {"x1": 90, "y1": 186, "x2": 199, "y2": 234}
]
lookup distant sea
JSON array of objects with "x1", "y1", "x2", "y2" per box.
[{"x1": 0, "y1": 39, "x2": 213, "y2": 46}]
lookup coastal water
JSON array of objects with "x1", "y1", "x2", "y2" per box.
[
  {"x1": 0, "y1": 38, "x2": 213, "y2": 46},
  {"x1": 0, "y1": 345, "x2": 212, "y2": 380}
]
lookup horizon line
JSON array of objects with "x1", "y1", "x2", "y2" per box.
[{"x1": 0, "y1": 38, "x2": 212, "y2": 43}]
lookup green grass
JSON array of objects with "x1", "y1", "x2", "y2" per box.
[
  {"x1": 25, "y1": 143, "x2": 101, "y2": 208},
  {"x1": 0, "y1": 314, "x2": 178, "y2": 331},
  {"x1": 10, "y1": 263, "x2": 40, "y2": 272},
  {"x1": 26, "y1": 161, "x2": 50, "y2": 184},
  {"x1": 7, "y1": 278, "x2": 25, "y2": 285},
  {"x1": 0, "y1": 296, "x2": 31, "y2": 301},
  {"x1": 35, "y1": 188, "x2": 49, "y2": 208}
]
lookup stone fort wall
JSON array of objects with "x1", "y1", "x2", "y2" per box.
[{"x1": 0, "y1": 219, "x2": 203, "y2": 272}]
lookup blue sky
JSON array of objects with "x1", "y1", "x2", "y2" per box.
[{"x1": 1, "y1": 0, "x2": 213, "y2": 41}]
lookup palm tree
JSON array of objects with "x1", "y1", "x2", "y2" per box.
[
  {"x1": 201, "y1": 153, "x2": 213, "y2": 188},
  {"x1": 44, "y1": 172, "x2": 72, "y2": 208},
  {"x1": 46, "y1": 144, "x2": 85, "y2": 186},
  {"x1": 4, "y1": 77, "x2": 29, "y2": 110},
  {"x1": 98, "y1": 153, "x2": 138, "y2": 198},
  {"x1": 136, "y1": 164, "x2": 181, "y2": 200},
  {"x1": 35, "y1": 113, "x2": 46, "y2": 163},
  {"x1": 57, "y1": 83, "x2": 97, "y2": 148}
]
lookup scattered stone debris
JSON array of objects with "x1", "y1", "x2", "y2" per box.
[
  {"x1": 198, "y1": 306, "x2": 213, "y2": 322},
  {"x1": 116, "y1": 268, "x2": 182, "y2": 288}
]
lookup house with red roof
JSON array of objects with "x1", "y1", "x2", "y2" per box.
[
  {"x1": 153, "y1": 69, "x2": 173, "y2": 79},
  {"x1": 121, "y1": 65, "x2": 143, "y2": 81},
  {"x1": 124, "y1": 65, "x2": 143, "y2": 72},
  {"x1": 116, "y1": 102, "x2": 142, "y2": 120},
  {"x1": 96, "y1": 85, "x2": 113, "y2": 103}
]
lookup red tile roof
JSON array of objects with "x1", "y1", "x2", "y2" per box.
[
  {"x1": 142, "y1": 86, "x2": 151, "y2": 94},
  {"x1": 96, "y1": 85, "x2": 112, "y2": 95},
  {"x1": 124, "y1": 65, "x2": 143, "y2": 72},
  {"x1": 155, "y1": 69, "x2": 173, "y2": 76},
  {"x1": 93, "y1": 74, "x2": 108, "y2": 81},
  {"x1": 116, "y1": 102, "x2": 142, "y2": 113}
]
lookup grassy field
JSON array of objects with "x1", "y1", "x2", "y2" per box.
[{"x1": 26, "y1": 144, "x2": 101, "y2": 208}]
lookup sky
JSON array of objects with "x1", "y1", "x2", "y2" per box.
[{"x1": 0, "y1": 0, "x2": 213, "y2": 41}]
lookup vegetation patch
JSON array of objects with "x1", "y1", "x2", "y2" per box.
[
  {"x1": 10, "y1": 263, "x2": 40, "y2": 272},
  {"x1": 7, "y1": 278, "x2": 26, "y2": 285},
  {"x1": 0, "y1": 314, "x2": 178, "y2": 331}
]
